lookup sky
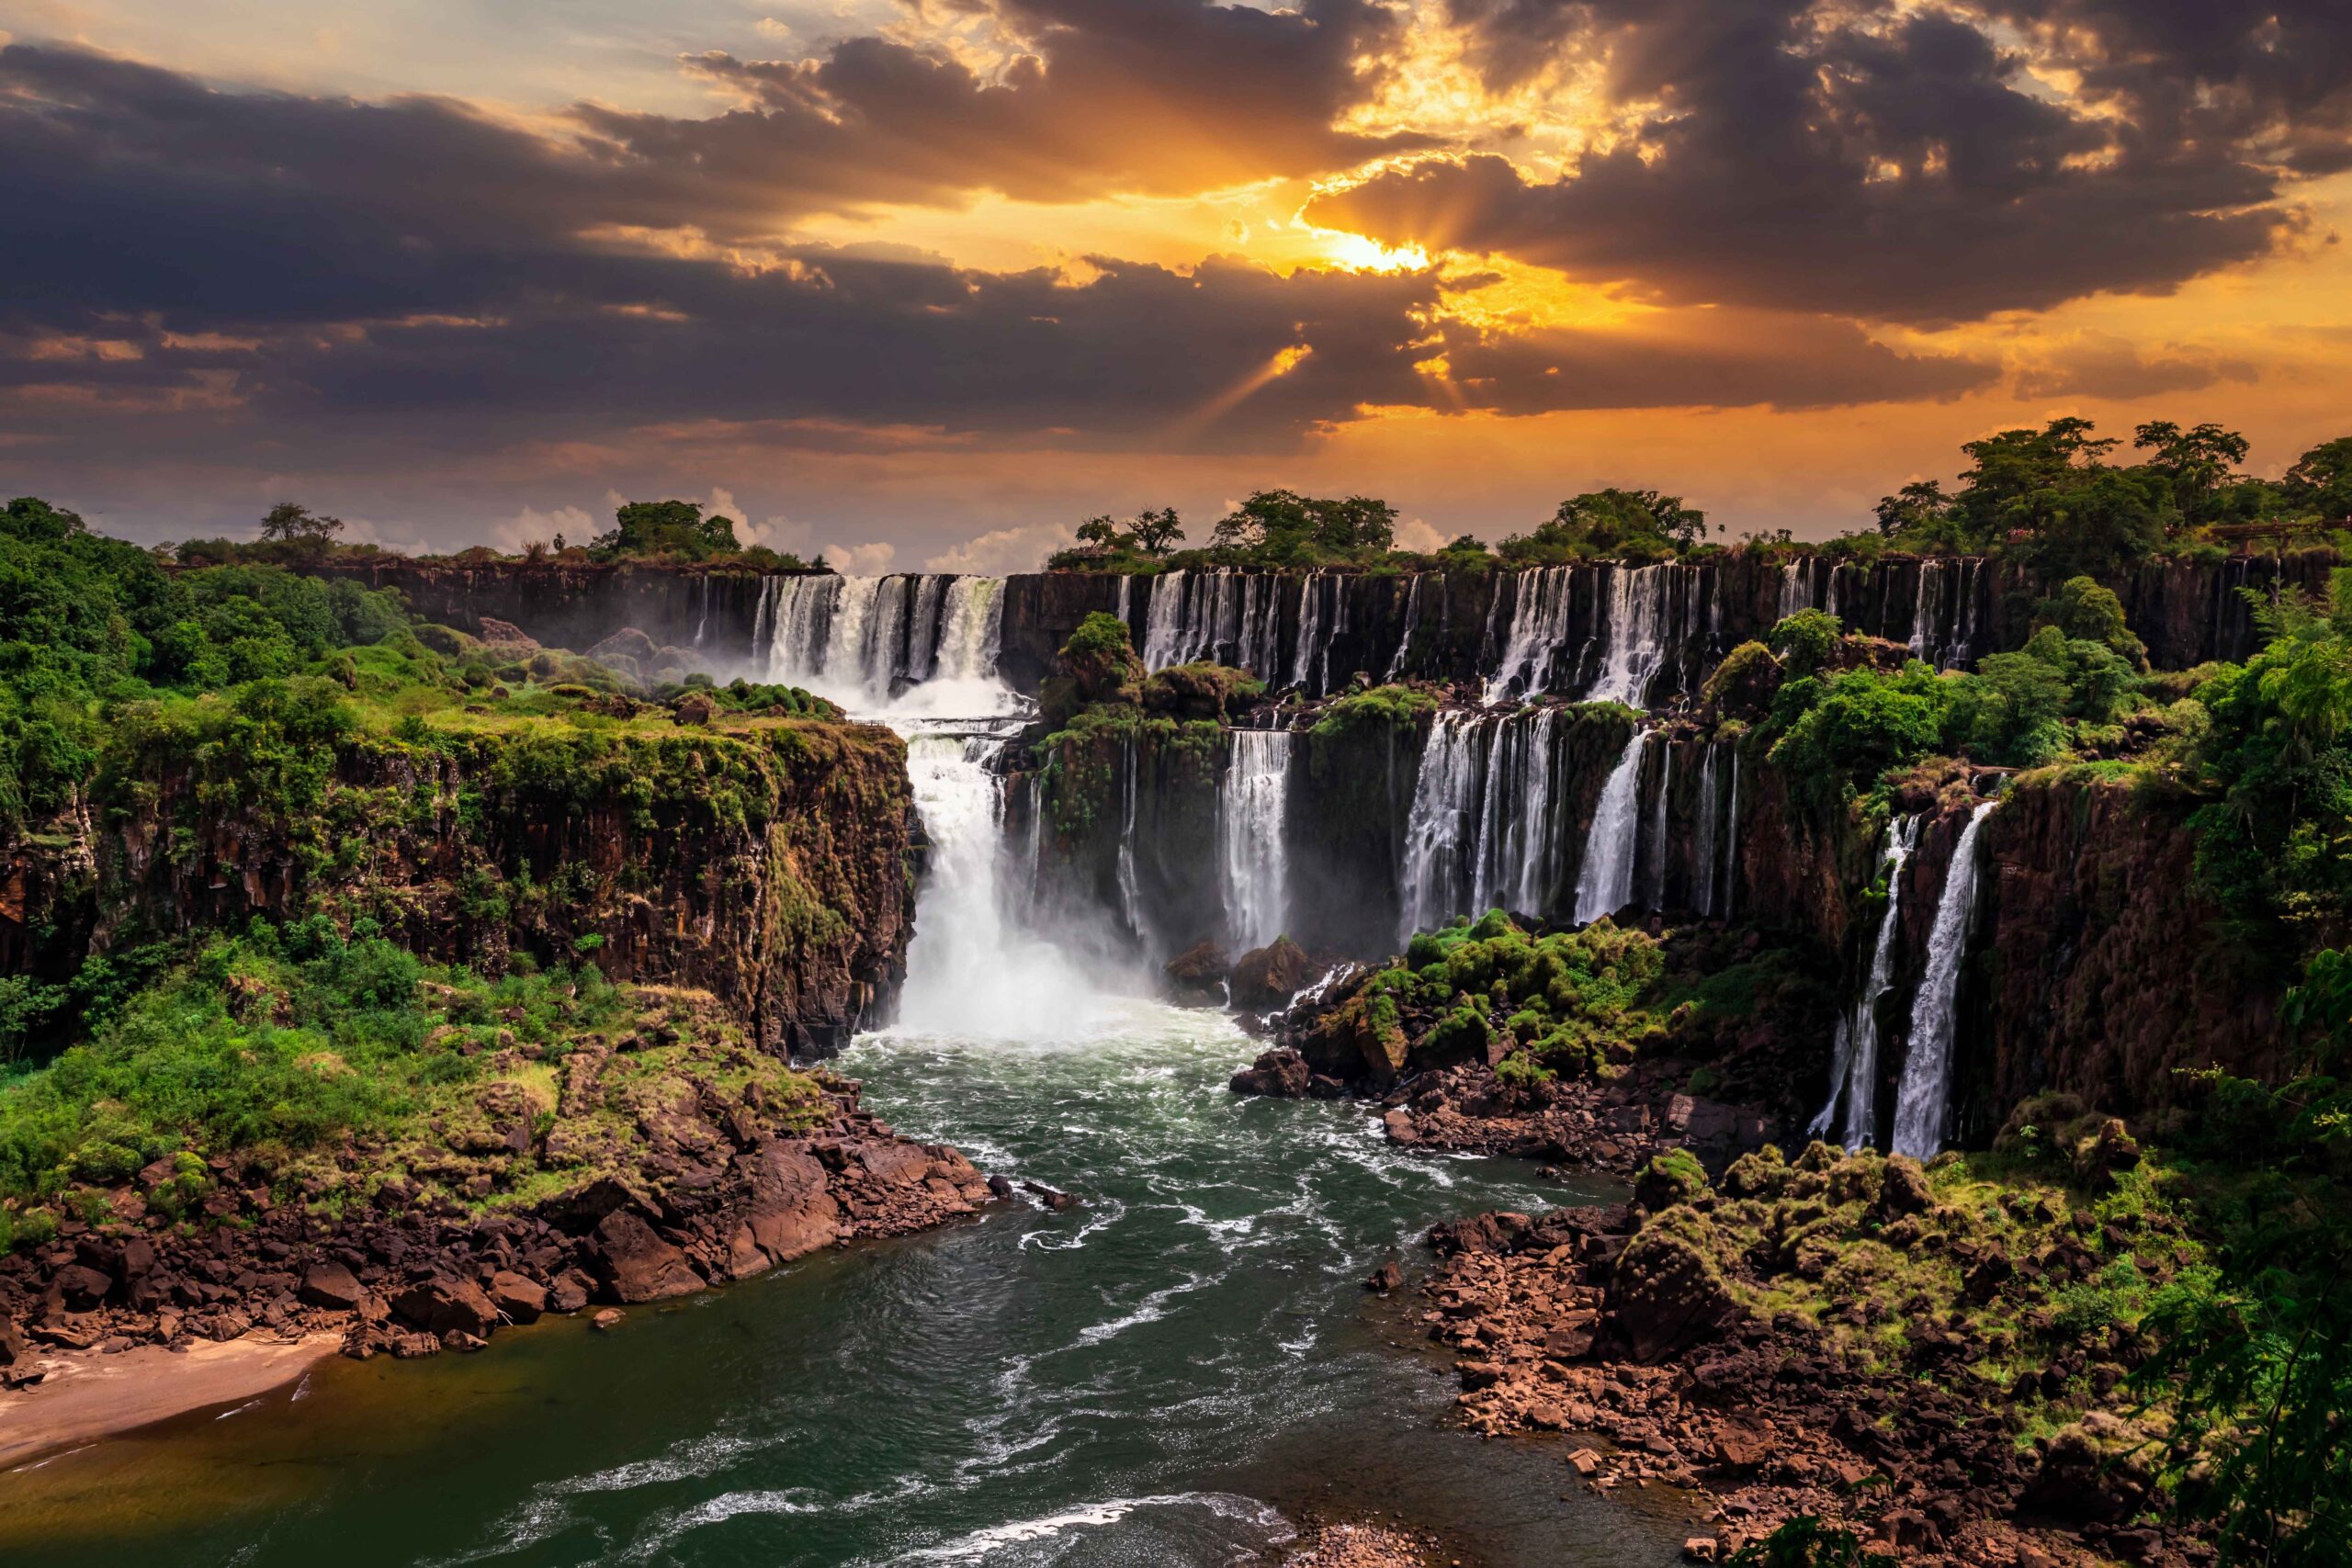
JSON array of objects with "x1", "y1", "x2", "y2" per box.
[{"x1": 3, "y1": 0, "x2": 2349, "y2": 571}]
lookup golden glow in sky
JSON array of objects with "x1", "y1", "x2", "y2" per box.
[{"x1": 1, "y1": 0, "x2": 2347, "y2": 560}]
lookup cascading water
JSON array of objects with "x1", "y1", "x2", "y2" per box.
[
  {"x1": 1289, "y1": 574, "x2": 1326, "y2": 693},
  {"x1": 1890, "y1": 800, "x2": 1999, "y2": 1158},
  {"x1": 1645, "y1": 739, "x2": 1673, "y2": 911},
  {"x1": 1809, "y1": 814, "x2": 1922, "y2": 1148},
  {"x1": 1692, "y1": 744, "x2": 1720, "y2": 917},
  {"x1": 1486, "y1": 569, "x2": 1575, "y2": 703},
  {"x1": 1586, "y1": 566, "x2": 1674, "y2": 707},
  {"x1": 1722, "y1": 751, "x2": 1740, "y2": 919},
  {"x1": 1396, "y1": 711, "x2": 1480, "y2": 942},
  {"x1": 753, "y1": 572, "x2": 1014, "y2": 716},
  {"x1": 1472, "y1": 706, "x2": 1563, "y2": 918},
  {"x1": 1572, "y1": 729, "x2": 1646, "y2": 925},
  {"x1": 1142, "y1": 570, "x2": 1190, "y2": 671},
  {"x1": 1385, "y1": 574, "x2": 1423, "y2": 681},
  {"x1": 1218, "y1": 728, "x2": 1292, "y2": 953}
]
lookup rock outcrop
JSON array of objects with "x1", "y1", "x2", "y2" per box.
[{"x1": 0, "y1": 1071, "x2": 998, "y2": 1379}]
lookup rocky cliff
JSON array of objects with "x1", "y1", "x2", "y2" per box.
[{"x1": 7, "y1": 714, "x2": 915, "y2": 1055}]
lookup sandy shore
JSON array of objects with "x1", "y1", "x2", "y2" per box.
[{"x1": 0, "y1": 1334, "x2": 342, "y2": 1470}]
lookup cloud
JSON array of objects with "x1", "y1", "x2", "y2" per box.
[
  {"x1": 922, "y1": 520, "x2": 1080, "y2": 574},
  {"x1": 582, "y1": 0, "x2": 1424, "y2": 226},
  {"x1": 1429, "y1": 307, "x2": 1996, "y2": 412},
  {"x1": 1321, "y1": 4, "x2": 2294, "y2": 324},
  {"x1": 819, "y1": 539, "x2": 897, "y2": 573},
  {"x1": 2009, "y1": 333, "x2": 2260, "y2": 400},
  {"x1": 1392, "y1": 515, "x2": 1448, "y2": 552}
]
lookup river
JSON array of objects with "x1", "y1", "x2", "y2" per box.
[{"x1": 0, "y1": 1002, "x2": 1690, "y2": 1567}]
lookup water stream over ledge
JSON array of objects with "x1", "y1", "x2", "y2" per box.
[{"x1": 0, "y1": 1003, "x2": 1690, "y2": 1568}]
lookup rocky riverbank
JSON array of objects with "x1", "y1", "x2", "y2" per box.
[
  {"x1": 0, "y1": 984, "x2": 1001, "y2": 1461},
  {"x1": 1405, "y1": 1140, "x2": 2210, "y2": 1568}
]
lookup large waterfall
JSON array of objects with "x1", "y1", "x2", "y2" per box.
[
  {"x1": 753, "y1": 572, "x2": 1011, "y2": 714},
  {"x1": 1486, "y1": 569, "x2": 1579, "y2": 703},
  {"x1": 1219, "y1": 728, "x2": 1292, "y2": 952},
  {"x1": 1571, "y1": 730, "x2": 1646, "y2": 925},
  {"x1": 1138, "y1": 569, "x2": 1289, "y2": 683},
  {"x1": 1395, "y1": 708, "x2": 1572, "y2": 941},
  {"x1": 1891, "y1": 800, "x2": 1999, "y2": 1158},
  {"x1": 1810, "y1": 814, "x2": 1922, "y2": 1148}
]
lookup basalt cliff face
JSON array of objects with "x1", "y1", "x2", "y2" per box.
[
  {"x1": 296, "y1": 552, "x2": 2331, "y2": 703},
  {"x1": 5, "y1": 717, "x2": 915, "y2": 1055}
]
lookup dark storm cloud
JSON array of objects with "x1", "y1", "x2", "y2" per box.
[
  {"x1": 605, "y1": 0, "x2": 1426, "y2": 220},
  {"x1": 0, "y1": 40, "x2": 1438, "y2": 450},
  {"x1": 1432, "y1": 308, "x2": 1998, "y2": 413},
  {"x1": 1336, "y1": 1, "x2": 2292, "y2": 323}
]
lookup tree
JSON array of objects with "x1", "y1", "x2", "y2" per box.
[
  {"x1": 2282, "y1": 436, "x2": 2352, "y2": 521},
  {"x1": 2033, "y1": 575, "x2": 2147, "y2": 667},
  {"x1": 2134, "y1": 421, "x2": 2250, "y2": 521},
  {"x1": 1872, "y1": 479, "x2": 1951, "y2": 536},
  {"x1": 1129, "y1": 507, "x2": 1184, "y2": 556},
  {"x1": 1501, "y1": 488, "x2": 1711, "y2": 562},
  {"x1": 1209, "y1": 491, "x2": 1396, "y2": 559},
  {"x1": 2004, "y1": 468, "x2": 2170, "y2": 582},
  {"x1": 1953, "y1": 418, "x2": 2118, "y2": 533},
  {"x1": 593, "y1": 501, "x2": 741, "y2": 559},
  {"x1": 257, "y1": 502, "x2": 345, "y2": 555}
]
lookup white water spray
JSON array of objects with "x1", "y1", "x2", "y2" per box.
[
  {"x1": 1809, "y1": 814, "x2": 1922, "y2": 1148},
  {"x1": 1218, "y1": 729, "x2": 1292, "y2": 952},
  {"x1": 1890, "y1": 800, "x2": 1999, "y2": 1158},
  {"x1": 1573, "y1": 729, "x2": 1647, "y2": 925}
]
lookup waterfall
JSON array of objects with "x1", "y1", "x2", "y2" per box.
[
  {"x1": 1809, "y1": 814, "x2": 1922, "y2": 1147},
  {"x1": 892, "y1": 721, "x2": 1116, "y2": 1039},
  {"x1": 1572, "y1": 729, "x2": 1646, "y2": 925},
  {"x1": 1385, "y1": 574, "x2": 1423, "y2": 681},
  {"x1": 1219, "y1": 729, "x2": 1292, "y2": 952},
  {"x1": 1396, "y1": 711, "x2": 1480, "y2": 942},
  {"x1": 756, "y1": 573, "x2": 1014, "y2": 715},
  {"x1": 1693, "y1": 743, "x2": 1720, "y2": 917},
  {"x1": 1890, "y1": 800, "x2": 1999, "y2": 1159},
  {"x1": 1115, "y1": 731, "x2": 1145, "y2": 946},
  {"x1": 1289, "y1": 574, "x2": 1326, "y2": 692},
  {"x1": 1777, "y1": 560, "x2": 1812, "y2": 618},
  {"x1": 1486, "y1": 568, "x2": 1574, "y2": 703},
  {"x1": 1905, "y1": 561, "x2": 1939, "y2": 660},
  {"x1": 1722, "y1": 751, "x2": 1740, "y2": 919},
  {"x1": 693, "y1": 576, "x2": 711, "y2": 648},
  {"x1": 1585, "y1": 565, "x2": 1675, "y2": 707},
  {"x1": 1645, "y1": 739, "x2": 1673, "y2": 911},
  {"x1": 1142, "y1": 570, "x2": 1189, "y2": 670},
  {"x1": 1239, "y1": 574, "x2": 1283, "y2": 682}
]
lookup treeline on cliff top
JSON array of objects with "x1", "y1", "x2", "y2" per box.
[
  {"x1": 1046, "y1": 418, "x2": 2352, "y2": 578},
  {"x1": 172, "y1": 497, "x2": 823, "y2": 572}
]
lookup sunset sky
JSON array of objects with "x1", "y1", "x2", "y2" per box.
[{"x1": 3, "y1": 1, "x2": 2348, "y2": 570}]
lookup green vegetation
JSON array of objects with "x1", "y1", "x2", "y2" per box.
[
  {"x1": 1747, "y1": 577, "x2": 2166, "y2": 807},
  {"x1": 176, "y1": 496, "x2": 816, "y2": 571},
  {"x1": 0, "y1": 919, "x2": 820, "y2": 1241},
  {"x1": 1318, "y1": 911, "x2": 1827, "y2": 1093},
  {"x1": 1498, "y1": 487, "x2": 1715, "y2": 563}
]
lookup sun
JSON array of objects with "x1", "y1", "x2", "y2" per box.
[{"x1": 1313, "y1": 230, "x2": 1432, "y2": 274}]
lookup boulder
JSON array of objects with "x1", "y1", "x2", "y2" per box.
[
  {"x1": 1228, "y1": 937, "x2": 1317, "y2": 1010},
  {"x1": 1163, "y1": 940, "x2": 1231, "y2": 1005},
  {"x1": 548, "y1": 1271, "x2": 594, "y2": 1314},
  {"x1": 46, "y1": 1263, "x2": 113, "y2": 1313},
  {"x1": 487, "y1": 1270, "x2": 548, "y2": 1324},
  {"x1": 475, "y1": 617, "x2": 539, "y2": 651},
  {"x1": 735, "y1": 1146, "x2": 840, "y2": 1269},
  {"x1": 673, "y1": 692, "x2": 717, "y2": 727},
  {"x1": 1228, "y1": 1047, "x2": 1310, "y2": 1098},
  {"x1": 1428, "y1": 1211, "x2": 1532, "y2": 1257},
  {"x1": 1871, "y1": 1154, "x2": 1934, "y2": 1220},
  {"x1": 854, "y1": 1142, "x2": 931, "y2": 1187},
  {"x1": 583, "y1": 1210, "x2": 705, "y2": 1303},
  {"x1": 299, "y1": 1261, "x2": 368, "y2": 1311},
  {"x1": 390, "y1": 1274, "x2": 498, "y2": 1338},
  {"x1": 1603, "y1": 1228, "x2": 1742, "y2": 1362},
  {"x1": 586, "y1": 627, "x2": 660, "y2": 668}
]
